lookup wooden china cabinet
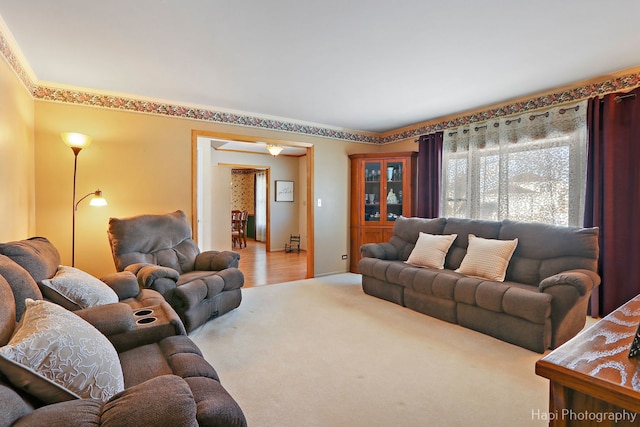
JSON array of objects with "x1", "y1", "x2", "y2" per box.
[{"x1": 349, "y1": 152, "x2": 417, "y2": 273}]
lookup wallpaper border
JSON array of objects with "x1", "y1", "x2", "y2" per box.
[{"x1": 2, "y1": 26, "x2": 640, "y2": 144}]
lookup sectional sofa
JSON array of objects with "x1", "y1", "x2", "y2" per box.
[
  {"x1": 0, "y1": 237, "x2": 246, "y2": 426},
  {"x1": 358, "y1": 217, "x2": 600, "y2": 353}
]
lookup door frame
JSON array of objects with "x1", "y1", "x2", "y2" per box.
[{"x1": 191, "y1": 129, "x2": 314, "y2": 278}]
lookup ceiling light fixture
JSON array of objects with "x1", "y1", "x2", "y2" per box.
[{"x1": 266, "y1": 144, "x2": 284, "y2": 156}]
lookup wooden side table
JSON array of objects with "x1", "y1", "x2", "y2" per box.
[{"x1": 535, "y1": 295, "x2": 640, "y2": 426}]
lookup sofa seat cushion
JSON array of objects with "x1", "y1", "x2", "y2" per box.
[
  {"x1": 178, "y1": 271, "x2": 225, "y2": 297},
  {"x1": 410, "y1": 268, "x2": 461, "y2": 300},
  {"x1": 454, "y1": 277, "x2": 550, "y2": 323},
  {"x1": 358, "y1": 259, "x2": 417, "y2": 287},
  {"x1": 13, "y1": 375, "x2": 198, "y2": 427},
  {"x1": 119, "y1": 335, "x2": 219, "y2": 388}
]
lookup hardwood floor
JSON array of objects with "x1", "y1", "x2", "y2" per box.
[{"x1": 235, "y1": 239, "x2": 307, "y2": 288}]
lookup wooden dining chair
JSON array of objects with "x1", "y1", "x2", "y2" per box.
[{"x1": 232, "y1": 210, "x2": 248, "y2": 248}]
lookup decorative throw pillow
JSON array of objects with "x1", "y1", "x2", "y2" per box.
[
  {"x1": 0, "y1": 299, "x2": 124, "y2": 403},
  {"x1": 455, "y1": 234, "x2": 518, "y2": 282},
  {"x1": 40, "y1": 265, "x2": 119, "y2": 310},
  {"x1": 406, "y1": 233, "x2": 458, "y2": 269}
]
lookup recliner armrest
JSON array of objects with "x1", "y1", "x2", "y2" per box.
[
  {"x1": 360, "y1": 242, "x2": 399, "y2": 260},
  {"x1": 100, "y1": 271, "x2": 140, "y2": 300},
  {"x1": 125, "y1": 263, "x2": 180, "y2": 288},
  {"x1": 195, "y1": 250, "x2": 240, "y2": 270}
]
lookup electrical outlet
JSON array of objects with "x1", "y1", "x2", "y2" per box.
[{"x1": 341, "y1": 254, "x2": 348, "y2": 260}]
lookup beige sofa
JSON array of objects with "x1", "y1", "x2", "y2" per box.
[
  {"x1": 0, "y1": 237, "x2": 246, "y2": 426},
  {"x1": 358, "y1": 217, "x2": 600, "y2": 353}
]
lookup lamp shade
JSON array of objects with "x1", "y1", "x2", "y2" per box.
[
  {"x1": 61, "y1": 132, "x2": 92, "y2": 149},
  {"x1": 266, "y1": 144, "x2": 283, "y2": 156},
  {"x1": 89, "y1": 190, "x2": 108, "y2": 207}
]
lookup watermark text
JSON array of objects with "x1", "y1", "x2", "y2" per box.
[{"x1": 532, "y1": 409, "x2": 637, "y2": 423}]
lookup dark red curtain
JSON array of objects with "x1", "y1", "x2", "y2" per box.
[
  {"x1": 585, "y1": 88, "x2": 640, "y2": 316},
  {"x1": 417, "y1": 132, "x2": 444, "y2": 218}
]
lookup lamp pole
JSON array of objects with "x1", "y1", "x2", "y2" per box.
[
  {"x1": 62, "y1": 132, "x2": 93, "y2": 267},
  {"x1": 70, "y1": 146, "x2": 81, "y2": 267}
]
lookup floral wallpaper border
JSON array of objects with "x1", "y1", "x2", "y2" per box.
[
  {"x1": 380, "y1": 72, "x2": 640, "y2": 144},
  {"x1": 2, "y1": 27, "x2": 640, "y2": 144}
]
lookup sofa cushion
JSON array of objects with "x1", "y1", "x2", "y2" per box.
[
  {"x1": 442, "y1": 218, "x2": 502, "y2": 269},
  {"x1": 455, "y1": 234, "x2": 518, "y2": 282},
  {"x1": 0, "y1": 237, "x2": 60, "y2": 283},
  {"x1": 406, "y1": 233, "x2": 457, "y2": 269},
  {"x1": 40, "y1": 266, "x2": 119, "y2": 310},
  {"x1": 499, "y1": 219, "x2": 599, "y2": 285},
  {"x1": 108, "y1": 210, "x2": 199, "y2": 274},
  {"x1": 0, "y1": 275, "x2": 17, "y2": 347},
  {"x1": 390, "y1": 216, "x2": 447, "y2": 260},
  {"x1": 0, "y1": 299, "x2": 124, "y2": 403},
  {"x1": 101, "y1": 375, "x2": 197, "y2": 427},
  {"x1": 0, "y1": 255, "x2": 42, "y2": 322}
]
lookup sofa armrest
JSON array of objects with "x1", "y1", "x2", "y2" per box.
[
  {"x1": 539, "y1": 269, "x2": 601, "y2": 296},
  {"x1": 100, "y1": 271, "x2": 140, "y2": 300},
  {"x1": 125, "y1": 263, "x2": 180, "y2": 294},
  {"x1": 74, "y1": 303, "x2": 135, "y2": 337},
  {"x1": 195, "y1": 250, "x2": 240, "y2": 270},
  {"x1": 360, "y1": 242, "x2": 398, "y2": 260},
  {"x1": 13, "y1": 375, "x2": 198, "y2": 427}
]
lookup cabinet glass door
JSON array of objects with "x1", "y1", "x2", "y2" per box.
[
  {"x1": 363, "y1": 161, "x2": 381, "y2": 222},
  {"x1": 383, "y1": 160, "x2": 404, "y2": 223}
]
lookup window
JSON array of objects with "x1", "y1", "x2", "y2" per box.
[{"x1": 441, "y1": 101, "x2": 587, "y2": 226}]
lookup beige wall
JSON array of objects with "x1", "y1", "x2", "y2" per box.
[
  {"x1": 32, "y1": 99, "x2": 383, "y2": 278},
  {"x1": 0, "y1": 41, "x2": 396, "y2": 279},
  {"x1": 206, "y1": 146, "x2": 304, "y2": 252},
  {"x1": 0, "y1": 57, "x2": 35, "y2": 240}
]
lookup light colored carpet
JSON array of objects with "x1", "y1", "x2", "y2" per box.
[{"x1": 190, "y1": 273, "x2": 568, "y2": 427}]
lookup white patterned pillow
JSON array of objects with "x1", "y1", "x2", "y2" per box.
[
  {"x1": 406, "y1": 233, "x2": 458, "y2": 269},
  {"x1": 455, "y1": 234, "x2": 518, "y2": 282},
  {"x1": 0, "y1": 299, "x2": 124, "y2": 403},
  {"x1": 40, "y1": 265, "x2": 118, "y2": 310}
]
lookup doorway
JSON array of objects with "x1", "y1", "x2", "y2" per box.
[{"x1": 191, "y1": 130, "x2": 314, "y2": 280}]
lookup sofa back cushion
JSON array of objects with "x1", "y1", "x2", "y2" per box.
[
  {"x1": 0, "y1": 275, "x2": 17, "y2": 347},
  {"x1": 389, "y1": 217, "x2": 447, "y2": 261},
  {"x1": 108, "y1": 210, "x2": 200, "y2": 274},
  {"x1": 499, "y1": 219, "x2": 599, "y2": 285},
  {"x1": 0, "y1": 237, "x2": 60, "y2": 283},
  {"x1": 0, "y1": 255, "x2": 42, "y2": 322},
  {"x1": 390, "y1": 217, "x2": 599, "y2": 286},
  {"x1": 442, "y1": 218, "x2": 502, "y2": 269}
]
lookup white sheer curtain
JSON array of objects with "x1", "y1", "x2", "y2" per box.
[
  {"x1": 255, "y1": 171, "x2": 267, "y2": 242},
  {"x1": 441, "y1": 100, "x2": 588, "y2": 226}
]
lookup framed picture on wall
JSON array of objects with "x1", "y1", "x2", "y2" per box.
[{"x1": 275, "y1": 180, "x2": 294, "y2": 202}]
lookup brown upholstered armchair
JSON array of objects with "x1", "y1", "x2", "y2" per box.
[{"x1": 108, "y1": 210, "x2": 244, "y2": 332}]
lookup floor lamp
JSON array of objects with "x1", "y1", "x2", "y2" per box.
[{"x1": 62, "y1": 132, "x2": 107, "y2": 267}]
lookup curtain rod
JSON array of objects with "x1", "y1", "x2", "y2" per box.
[
  {"x1": 615, "y1": 93, "x2": 637, "y2": 103},
  {"x1": 417, "y1": 101, "x2": 583, "y2": 140}
]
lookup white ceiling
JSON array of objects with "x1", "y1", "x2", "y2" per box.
[{"x1": 2, "y1": 1, "x2": 640, "y2": 133}]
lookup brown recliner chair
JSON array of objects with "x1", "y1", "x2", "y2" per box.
[{"x1": 108, "y1": 210, "x2": 244, "y2": 332}]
